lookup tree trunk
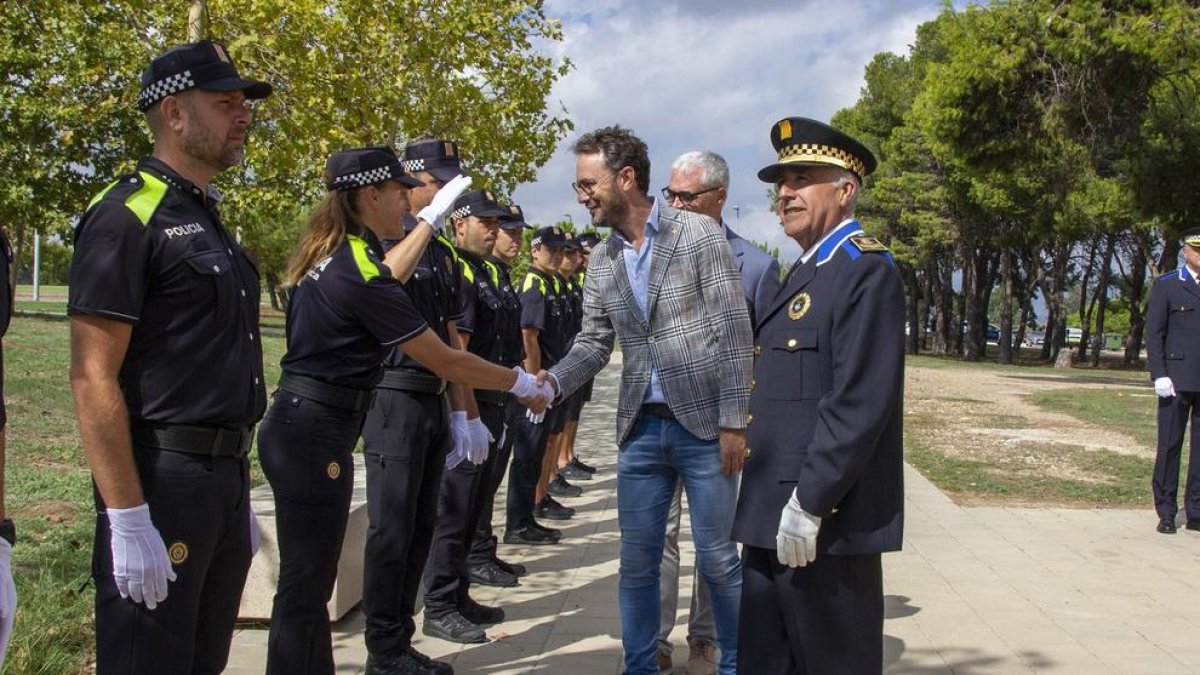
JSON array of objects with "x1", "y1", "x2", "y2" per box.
[
  {"x1": 1124, "y1": 229, "x2": 1152, "y2": 367},
  {"x1": 1046, "y1": 241, "x2": 1070, "y2": 362},
  {"x1": 901, "y1": 264, "x2": 921, "y2": 356},
  {"x1": 1090, "y1": 233, "x2": 1116, "y2": 367},
  {"x1": 187, "y1": 1, "x2": 208, "y2": 41},
  {"x1": 961, "y1": 245, "x2": 980, "y2": 362},
  {"x1": 998, "y1": 246, "x2": 1014, "y2": 364},
  {"x1": 1075, "y1": 238, "x2": 1100, "y2": 361}
]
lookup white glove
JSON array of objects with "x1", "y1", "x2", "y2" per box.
[
  {"x1": 107, "y1": 503, "x2": 177, "y2": 609},
  {"x1": 776, "y1": 489, "x2": 821, "y2": 568},
  {"x1": 1155, "y1": 377, "x2": 1177, "y2": 398},
  {"x1": 467, "y1": 417, "x2": 492, "y2": 465},
  {"x1": 446, "y1": 411, "x2": 471, "y2": 469},
  {"x1": 248, "y1": 505, "x2": 260, "y2": 557},
  {"x1": 0, "y1": 539, "x2": 16, "y2": 663},
  {"x1": 417, "y1": 174, "x2": 472, "y2": 232},
  {"x1": 526, "y1": 408, "x2": 546, "y2": 424}
]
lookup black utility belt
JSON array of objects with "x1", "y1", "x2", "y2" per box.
[
  {"x1": 278, "y1": 372, "x2": 374, "y2": 413},
  {"x1": 377, "y1": 368, "x2": 447, "y2": 395},
  {"x1": 474, "y1": 389, "x2": 511, "y2": 406},
  {"x1": 131, "y1": 422, "x2": 254, "y2": 458}
]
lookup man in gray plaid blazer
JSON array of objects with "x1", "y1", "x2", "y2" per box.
[{"x1": 546, "y1": 126, "x2": 753, "y2": 675}]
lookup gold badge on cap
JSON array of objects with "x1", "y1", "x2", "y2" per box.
[
  {"x1": 168, "y1": 542, "x2": 189, "y2": 565},
  {"x1": 213, "y1": 44, "x2": 231, "y2": 64},
  {"x1": 510, "y1": 206, "x2": 519, "y2": 215},
  {"x1": 485, "y1": 190, "x2": 494, "y2": 201},
  {"x1": 788, "y1": 292, "x2": 811, "y2": 320},
  {"x1": 444, "y1": 142, "x2": 456, "y2": 157},
  {"x1": 327, "y1": 461, "x2": 342, "y2": 480},
  {"x1": 779, "y1": 119, "x2": 793, "y2": 141}
]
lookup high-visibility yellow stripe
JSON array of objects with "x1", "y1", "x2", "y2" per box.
[
  {"x1": 86, "y1": 179, "x2": 121, "y2": 211},
  {"x1": 522, "y1": 272, "x2": 546, "y2": 294},
  {"x1": 124, "y1": 172, "x2": 169, "y2": 226},
  {"x1": 347, "y1": 235, "x2": 381, "y2": 282},
  {"x1": 483, "y1": 260, "x2": 501, "y2": 288},
  {"x1": 461, "y1": 258, "x2": 475, "y2": 283}
]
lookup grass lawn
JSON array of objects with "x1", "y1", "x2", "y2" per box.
[
  {"x1": 1030, "y1": 387, "x2": 1158, "y2": 448},
  {"x1": 3, "y1": 317, "x2": 285, "y2": 673}
]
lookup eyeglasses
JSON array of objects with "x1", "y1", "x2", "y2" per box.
[
  {"x1": 572, "y1": 172, "x2": 615, "y2": 196},
  {"x1": 661, "y1": 185, "x2": 720, "y2": 204}
]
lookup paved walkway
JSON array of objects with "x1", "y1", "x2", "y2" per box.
[{"x1": 228, "y1": 361, "x2": 1200, "y2": 674}]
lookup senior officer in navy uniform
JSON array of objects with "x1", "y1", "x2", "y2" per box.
[
  {"x1": 0, "y1": 227, "x2": 16, "y2": 667},
  {"x1": 1146, "y1": 227, "x2": 1200, "y2": 534},
  {"x1": 732, "y1": 117, "x2": 905, "y2": 675},
  {"x1": 68, "y1": 40, "x2": 272, "y2": 674}
]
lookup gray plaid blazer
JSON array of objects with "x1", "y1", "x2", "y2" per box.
[{"x1": 550, "y1": 204, "x2": 753, "y2": 447}]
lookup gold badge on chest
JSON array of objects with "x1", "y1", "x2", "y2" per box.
[{"x1": 788, "y1": 292, "x2": 811, "y2": 320}]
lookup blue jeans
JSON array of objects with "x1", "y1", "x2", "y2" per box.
[{"x1": 617, "y1": 415, "x2": 741, "y2": 674}]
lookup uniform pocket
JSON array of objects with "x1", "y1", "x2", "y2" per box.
[{"x1": 762, "y1": 328, "x2": 820, "y2": 401}]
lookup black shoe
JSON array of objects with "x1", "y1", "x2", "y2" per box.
[
  {"x1": 493, "y1": 556, "x2": 527, "y2": 577},
  {"x1": 1187, "y1": 519, "x2": 1200, "y2": 532},
  {"x1": 468, "y1": 560, "x2": 519, "y2": 587},
  {"x1": 530, "y1": 519, "x2": 562, "y2": 539},
  {"x1": 536, "y1": 495, "x2": 576, "y2": 520},
  {"x1": 569, "y1": 456, "x2": 597, "y2": 474},
  {"x1": 559, "y1": 463, "x2": 593, "y2": 481},
  {"x1": 548, "y1": 474, "x2": 583, "y2": 498},
  {"x1": 504, "y1": 524, "x2": 561, "y2": 545},
  {"x1": 365, "y1": 649, "x2": 454, "y2": 675},
  {"x1": 1157, "y1": 517, "x2": 1177, "y2": 534},
  {"x1": 459, "y1": 596, "x2": 505, "y2": 625},
  {"x1": 423, "y1": 610, "x2": 488, "y2": 643}
]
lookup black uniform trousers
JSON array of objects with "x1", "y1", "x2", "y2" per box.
[
  {"x1": 738, "y1": 546, "x2": 882, "y2": 675},
  {"x1": 257, "y1": 392, "x2": 361, "y2": 675},
  {"x1": 469, "y1": 398, "x2": 521, "y2": 566},
  {"x1": 360, "y1": 388, "x2": 452, "y2": 656},
  {"x1": 423, "y1": 400, "x2": 508, "y2": 616},
  {"x1": 506, "y1": 402, "x2": 554, "y2": 530},
  {"x1": 93, "y1": 445, "x2": 251, "y2": 675},
  {"x1": 1153, "y1": 391, "x2": 1200, "y2": 520}
]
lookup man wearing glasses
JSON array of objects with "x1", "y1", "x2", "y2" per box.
[
  {"x1": 656, "y1": 150, "x2": 781, "y2": 674},
  {"x1": 545, "y1": 126, "x2": 753, "y2": 675}
]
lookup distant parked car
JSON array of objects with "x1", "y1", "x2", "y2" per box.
[
  {"x1": 986, "y1": 324, "x2": 1000, "y2": 343},
  {"x1": 1023, "y1": 330, "x2": 1046, "y2": 347}
]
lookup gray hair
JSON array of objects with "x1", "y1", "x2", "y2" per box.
[
  {"x1": 671, "y1": 150, "x2": 729, "y2": 189},
  {"x1": 832, "y1": 168, "x2": 860, "y2": 216}
]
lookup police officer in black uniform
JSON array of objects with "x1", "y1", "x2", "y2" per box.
[
  {"x1": 421, "y1": 189, "x2": 516, "y2": 644},
  {"x1": 68, "y1": 40, "x2": 272, "y2": 674},
  {"x1": 467, "y1": 205, "x2": 534, "y2": 582},
  {"x1": 539, "y1": 235, "x2": 584, "y2": 509},
  {"x1": 552, "y1": 234, "x2": 594, "y2": 484},
  {"x1": 560, "y1": 231, "x2": 603, "y2": 479},
  {"x1": 0, "y1": 226, "x2": 16, "y2": 665},
  {"x1": 506, "y1": 226, "x2": 573, "y2": 542},
  {"x1": 1146, "y1": 227, "x2": 1200, "y2": 534},
  {"x1": 733, "y1": 117, "x2": 905, "y2": 674}
]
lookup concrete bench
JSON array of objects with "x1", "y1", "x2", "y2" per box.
[{"x1": 237, "y1": 453, "x2": 368, "y2": 621}]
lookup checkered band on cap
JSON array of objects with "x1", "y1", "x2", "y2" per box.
[
  {"x1": 451, "y1": 205, "x2": 473, "y2": 219},
  {"x1": 777, "y1": 143, "x2": 866, "y2": 178},
  {"x1": 330, "y1": 165, "x2": 396, "y2": 189},
  {"x1": 402, "y1": 158, "x2": 425, "y2": 172},
  {"x1": 138, "y1": 70, "x2": 196, "y2": 110}
]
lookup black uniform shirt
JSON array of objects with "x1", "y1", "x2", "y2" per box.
[
  {"x1": 381, "y1": 215, "x2": 464, "y2": 373},
  {"x1": 457, "y1": 249, "x2": 512, "y2": 365},
  {"x1": 567, "y1": 274, "x2": 583, "y2": 335},
  {"x1": 520, "y1": 266, "x2": 569, "y2": 368},
  {"x1": 0, "y1": 230, "x2": 11, "y2": 337},
  {"x1": 280, "y1": 231, "x2": 429, "y2": 390},
  {"x1": 487, "y1": 257, "x2": 524, "y2": 368},
  {"x1": 68, "y1": 157, "x2": 266, "y2": 428}
]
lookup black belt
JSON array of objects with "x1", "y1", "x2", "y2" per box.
[
  {"x1": 377, "y1": 368, "x2": 447, "y2": 395},
  {"x1": 131, "y1": 422, "x2": 254, "y2": 458},
  {"x1": 474, "y1": 390, "x2": 511, "y2": 406},
  {"x1": 641, "y1": 403, "x2": 675, "y2": 420},
  {"x1": 278, "y1": 372, "x2": 374, "y2": 413}
]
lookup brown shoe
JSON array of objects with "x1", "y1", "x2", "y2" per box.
[
  {"x1": 685, "y1": 639, "x2": 718, "y2": 675},
  {"x1": 656, "y1": 648, "x2": 673, "y2": 673}
]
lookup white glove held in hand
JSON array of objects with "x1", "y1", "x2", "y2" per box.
[
  {"x1": 417, "y1": 174, "x2": 472, "y2": 232},
  {"x1": 526, "y1": 408, "x2": 546, "y2": 424},
  {"x1": 0, "y1": 538, "x2": 16, "y2": 662},
  {"x1": 447, "y1": 411, "x2": 471, "y2": 469},
  {"x1": 776, "y1": 489, "x2": 821, "y2": 568},
  {"x1": 108, "y1": 503, "x2": 177, "y2": 609},
  {"x1": 1155, "y1": 377, "x2": 1176, "y2": 398},
  {"x1": 467, "y1": 417, "x2": 492, "y2": 465}
]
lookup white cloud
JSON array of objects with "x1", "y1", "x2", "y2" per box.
[{"x1": 512, "y1": 0, "x2": 950, "y2": 262}]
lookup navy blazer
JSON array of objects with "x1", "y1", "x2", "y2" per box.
[
  {"x1": 724, "y1": 224, "x2": 781, "y2": 327},
  {"x1": 1146, "y1": 267, "x2": 1200, "y2": 393},
  {"x1": 733, "y1": 220, "x2": 905, "y2": 555}
]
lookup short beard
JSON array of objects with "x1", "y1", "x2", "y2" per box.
[
  {"x1": 179, "y1": 105, "x2": 243, "y2": 170},
  {"x1": 594, "y1": 191, "x2": 629, "y2": 229}
]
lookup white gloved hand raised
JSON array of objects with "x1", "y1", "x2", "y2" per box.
[
  {"x1": 467, "y1": 417, "x2": 492, "y2": 465},
  {"x1": 1155, "y1": 377, "x2": 1177, "y2": 398},
  {"x1": 0, "y1": 538, "x2": 16, "y2": 663},
  {"x1": 416, "y1": 174, "x2": 473, "y2": 232},
  {"x1": 776, "y1": 489, "x2": 821, "y2": 568},
  {"x1": 446, "y1": 411, "x2": 471, "y2": 469},
  {"x1": 107, "y1": 503, "x2": 177, "y2": 609}
]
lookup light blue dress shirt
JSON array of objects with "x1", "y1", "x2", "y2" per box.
[{"x1": 613, "y1": 199, "x2": 666, "y2": 404}]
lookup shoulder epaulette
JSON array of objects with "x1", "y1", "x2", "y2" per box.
[
  {"x1": 483, "y1": 259, "x2": 501, "y2": 288},
  {"x1": 83, "y1": 171, "x2": 169, "y2": 227},
  {"x1": 522, "y1": 272, "x2": 547, "y2": 294},
  {"x1": 347, "y1": 235, "x2": 382, "y2": 282},
  {"x1": 848, "y1": 235, "x2": 889, "y2": 253},
  {"x1": 460, "y1": 257, "x2": 475, "y2": 283}
]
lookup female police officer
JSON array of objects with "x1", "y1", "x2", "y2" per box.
[{"x1": 257, "y1": 146, "x2": 551, "y2": 675}]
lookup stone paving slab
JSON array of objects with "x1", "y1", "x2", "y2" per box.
[{"x1": 229, "y1": 359, "x2": 1200, "y2": 673}]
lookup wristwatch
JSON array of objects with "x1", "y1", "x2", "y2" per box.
[{"x1": 0, "y1": 519, "x2": 14, "y2": 546}]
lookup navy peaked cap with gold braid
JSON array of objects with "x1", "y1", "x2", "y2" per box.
[
  {"x1": 1181, "y1": 227, "x2": 1200, "y2": 247},
  {"x1": 757, "y1": 117, "x2": 877, "y2": 183}
]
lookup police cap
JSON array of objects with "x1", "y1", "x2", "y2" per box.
[
  {"x1": 757, "y1": 117, "x2": 877, "y2": 183},
  {"x1": 402, "y1": 139, "x2": 464, "y2": 183},
  {"x1": 563, "y1": 234, "x2": 582, "y2": 252},
  {"x1": 532, "y1": 226, "x2": 566, "y2": 248},
  {"x1": 499, "y1": 204, "x2": 533, "y2": 230},
  {"x1": 138, "y1": 40, "x2": 272, "y2": 111},
  {"x1": 1181, "y1": 227, "x2": 1200, "y2": 248},
  {"x1": 451, "y1": 190, "x2": 509, "y2": 220},
  {"x1": 576, "y1": 231, "x2": 602, "y2": 251},
  {"x1": 324, "y1": 146, "x2": 423, "y2": 191}
]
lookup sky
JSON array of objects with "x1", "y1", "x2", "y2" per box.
[{"x1": 510, "y1": 0, "x2": 953, "y2": 262}]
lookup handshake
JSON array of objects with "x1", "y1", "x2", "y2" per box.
[{"x1": 510, "y1": 367, "x2": 557, "y2": 423}]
